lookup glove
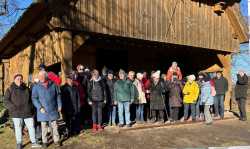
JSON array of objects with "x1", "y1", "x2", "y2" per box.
[
  {"x1": 40, "y1": 107, "x2": 46, "y2": 114},
  {"x1": 88, "y1": 101, "x2": 92, "y2": 105}
]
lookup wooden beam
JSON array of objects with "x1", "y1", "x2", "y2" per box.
[
  {"x1": 60, "y1": 31, "x2": 73, "y2": 84},
  {"x1": 225, "y1": 6, "x2": 248, "y2": 43}
]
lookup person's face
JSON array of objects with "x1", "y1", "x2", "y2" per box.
[
  {"x1": 172, "y1": 63, "x2": 177, "y2": 69},
  {"x1": 137, "y1": 75, "x2": 143, "y2": 81},
  {"x1": 107, "y1": 74, "x2": 113, "y2": 80},
  {"x1": 239, "y1": 71, "x2": 244, "y2": 77},
  {"x1": 119, "y1": 73, "x2": 125, "y2": 80},
  {"x1": 77, "y1": 65, "x2": 84, "y2": 73},
  {"x1": 38, "y1": 73, "x2": 46, "y2": 83},
  {"x1": 14, "y1": 76, "x2": 23, "y2": 86},
  {"x1": 143, "y1": 72, "x2": 147, "y2": 78},
  {"x1": 216, "y1": 73, "x2": 222, "y2": 78},
  {"x1": 128, "y1": 73, "x2": 135, "y2": 80},
  {"x1": 66, "y1": 78, "x2": 73, "y2": 85},
  {"x1": 153, "y1": 77, "x2": 159, "y2": 82}
]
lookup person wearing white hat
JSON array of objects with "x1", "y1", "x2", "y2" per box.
[
  {"x1": 183, "y1": 75, "x2": 200, "y2": 122},
  {"x1": 149, "y1": 70, "x2": 166, "y2": 123}
]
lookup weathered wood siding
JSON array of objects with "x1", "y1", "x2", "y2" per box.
[{"x1": 52, "y1": 0, "x2": 240, "y2": 52}]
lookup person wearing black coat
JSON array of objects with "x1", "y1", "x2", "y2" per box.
[
  {"x1": 61, "y1": 74, "x2": 81, "y2": 135},
  {"x1": 4, "y1": 74, "x2": 41, "y2": 149},
  {"x1": 105, "y1": 70, "x2": 117, "y2": 126},
  {"x1": 235, "y1": 71, "x2": 248, "y2": 121},
  {"x1": 88, "y1": 69, "x2": 107, "y2": 132}
]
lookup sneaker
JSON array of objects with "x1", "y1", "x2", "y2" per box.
[
  {"x1": 55, "y1": 142, "x2": 62, "y2": 147},
  {"x1": 31, "y1": 143, "x2": 42, "y2": 148},
  {"x1": 16, "y1": 144, "x2": 22, "y2": 149},
  {"x1": 126, "y1": 124, "x2": 132, "y2": 128},
  {"x1": 118, "y1": 124, "x2": 124, "y2": 128}
]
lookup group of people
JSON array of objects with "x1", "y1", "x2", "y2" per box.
[{"x1": 3, "y1": 62, "x2": 249, "y2": 149}]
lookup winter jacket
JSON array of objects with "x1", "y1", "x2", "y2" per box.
[
  {"x1": 32, "y1": 81, "x2": 62, "y2": 122},
  {"x1": 166, "y1": 67, "x2": 182, "y2": 81},
  {"x1": 87, "y1": 77, "x2": 107, "y2": 102},
  {"x1": 73, "y1": 80, "x2": 86, "y2": 106},
  {"x1": 166, "y1": 80, "x2": 183, "y2": 107},
  {"x1": 183, "y1": 81, "x2": 200, "y2": 104},
  {"x1": 235, "y1": 74, "x2": 248, "y2": 99},
  {"x1": 133, "y1": 79, "x2": 147, "y2": 104},
  {"x1": 114, "y1": 79, "x2": 135, "y2": 102},
  {"x1": 61, "y1": 84, "x2": 81, "y2": 117},
  {"x1": 4, "y1": 83, "x2": 33, "y2": 118},
  {"x1": 150, "y1": 79, "x2": 166, "y2": 110},
  {"x1": 105, "y1": 78, "x2": 116, "y2": 105},
  {"x1": 77, "y1": 72, "x2": 91, "y2": 90},
  {"x1": 214, "y1": 77, "x2": 228, "y2": 95},
  {"x1": 200, "y1": 81, "x2": 214, "y2": 105},
  {"x1": 48, "y1": 72, "x2": 62, "y2": 86}
]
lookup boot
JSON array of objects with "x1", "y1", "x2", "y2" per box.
[
  {"x1": 92, "y1": 124, "x2": 97, "y2": 133},
  {"x1": 97, "y1": 124, "x2": 104, "y2": 131}
]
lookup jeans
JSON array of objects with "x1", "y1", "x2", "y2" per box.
[
  {"x1": 196, "y1": 98, "x2": 201, "y2": 117},
  {"x1": 204, "y1": 105, "x2": 213, "y2": 124},
  {"x1": 170, "y1": 107, "x2": 179, "y2": 121},
  {"x1": 214, "y1": 94, "x2": 225, "y2": 118},
  {"x1": 108, "y1": 106, "x2": 117, "y2": 125},
  {"x1": 237, "y1": 98, "x2": 247, "y2": 120},
  {"x1": 41, "y1": 121, "x2": 60, "y2": 144},
  {"x1": 184, "y1": 103, "x2": 196, "y2": 120},
  {"x1": 12, "y1": 118, "x2": 36, "y2": 144},
  {"x1": 136, "y1": 104, "x2": 144, "y2": 122},
  {"x1": 91, "y1": 102, "x2": 103, "y2": 125},
  {"x1": 118, "y1": 101, "x2": 131, "y2": 125}
]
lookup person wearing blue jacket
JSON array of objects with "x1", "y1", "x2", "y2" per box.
[
  {"x1": 200, "y1": 75, "x2": 214, "y2": 125},
  {"x1": 32, "y1": 70, "x2": 62, "y2": 148}
]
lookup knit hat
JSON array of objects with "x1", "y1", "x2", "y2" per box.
[
  {"x1": 119, "y1": 69, "x2": 126, "y2": 75},
  {"x1": 107, "y1": 70, "x2": 114, "y2": 75},
  {"x1": 187, "y1": 74, "x2": 196, "y2": 81}
]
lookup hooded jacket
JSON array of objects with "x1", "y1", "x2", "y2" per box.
[
  {"x1": 183, "y1": 81, "x2": 200, "y2": 104},
  {"x1": 87, "y1": 77, "x2": 107, "y2": 102}
]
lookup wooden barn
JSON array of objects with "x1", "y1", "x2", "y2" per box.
[{"x1": 0, "y1": 0, "x2": 248, "y2": 109}]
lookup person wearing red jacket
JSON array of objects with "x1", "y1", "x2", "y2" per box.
[{"x1": 166, "y1": 62, "x2": 182, "y2": 81}]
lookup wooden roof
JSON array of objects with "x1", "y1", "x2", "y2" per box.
[{"x1": 0, "y1": 0, "x2": 248, "y2": 59}]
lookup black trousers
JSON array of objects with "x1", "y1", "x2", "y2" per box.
[
  {"x1": 236, "y1": 98, "x2": 247, "y2": 120},
  {"x1": 65, "y1": 113, "x2": 81, "y2": 135},
  {"x1": 151, "y1": 110, "x2": 164, "y2": 121},
  {"x1": 170, "y1": 107, "x2": 179, "y2": 121},
  {"x1": 92, "y1": 101, "x2": 103, "y2": 125}
]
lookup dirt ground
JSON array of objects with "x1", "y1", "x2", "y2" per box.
[
  {"x1": 59, "y1": 118, "x2": 250, "y2": 149},
  {"x1": 1, "y1": 117, "x2": 250, "y2": 149}
]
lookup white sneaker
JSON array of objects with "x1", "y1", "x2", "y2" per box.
[{"x1": 31, "y1": 143, "x2": 42, "y2": 148}]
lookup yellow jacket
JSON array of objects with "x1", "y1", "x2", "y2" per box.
[{"x1": 183, "y1": 81, "x2": 200, "y2": 104}]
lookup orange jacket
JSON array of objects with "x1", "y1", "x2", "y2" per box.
[{"x1": 166, "y1": 67, "x2": 182, "y2": 81}]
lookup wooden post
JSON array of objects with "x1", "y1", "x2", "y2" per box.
[
  {"x1": 60, "y1": 31, "x2": 73, "y2": 84},
  {"x1": 2, "y1": 59, "x2": 10, "y2": 94},
  {"x1": 217, "y1": 54, "x2": 232, "y2": 111}
]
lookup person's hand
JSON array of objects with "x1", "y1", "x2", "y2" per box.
[
  {"x1": 88, "y1": 101, "x2": 92, "y2": 105},
  {"x1": 114, "y1": 101, "x2": 117, "y2": 105},
  {"x1": 104, "y1": 100, "x2": 107, "y2": 104},
  {"x1": 58, "y1": 107, "x2": 62, "y2": 112},
  {"x1": 40, "y1": 107, "x2": 46, "y2": 114}
]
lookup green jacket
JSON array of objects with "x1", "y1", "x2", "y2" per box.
[{"x1": 114, "y1": 79, "x2": 135, "y2": 102}]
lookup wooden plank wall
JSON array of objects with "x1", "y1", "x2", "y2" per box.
[{"x1": 56, "y1": 0, "x2": 241, "y2": 52}]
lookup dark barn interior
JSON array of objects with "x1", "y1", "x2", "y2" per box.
[{"x1": 73, "y1": 35, "x2": 227, "y2": 77}]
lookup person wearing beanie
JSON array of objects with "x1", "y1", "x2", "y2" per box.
[
  {"x1": 200, "y1": 74, "x2": 214, "y2": 125},
  {"x1": 183, "y1": 75, "x2": 200, "y2": 122},
  {"x1": 114, "y1": 69, "x2": 135, "y2": 127},
  {"x1": 4, "y1": 74, "x2": 41, "y2": 149},
  {"x1": 87, "y1": 69, "x2": 107, "y2": 132},
  {"x1": 61, "y1": 73, "x2": 81, "y2": 136},
  {"x1": 105, "y1": 70, "x2": 117, "y2": 126},
  {"x1": 149, "y1": 70, "x2": 166, "y2": 123},
  {"x1": 133, "y1": 73, "x2": 147, "y2": 123}
]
